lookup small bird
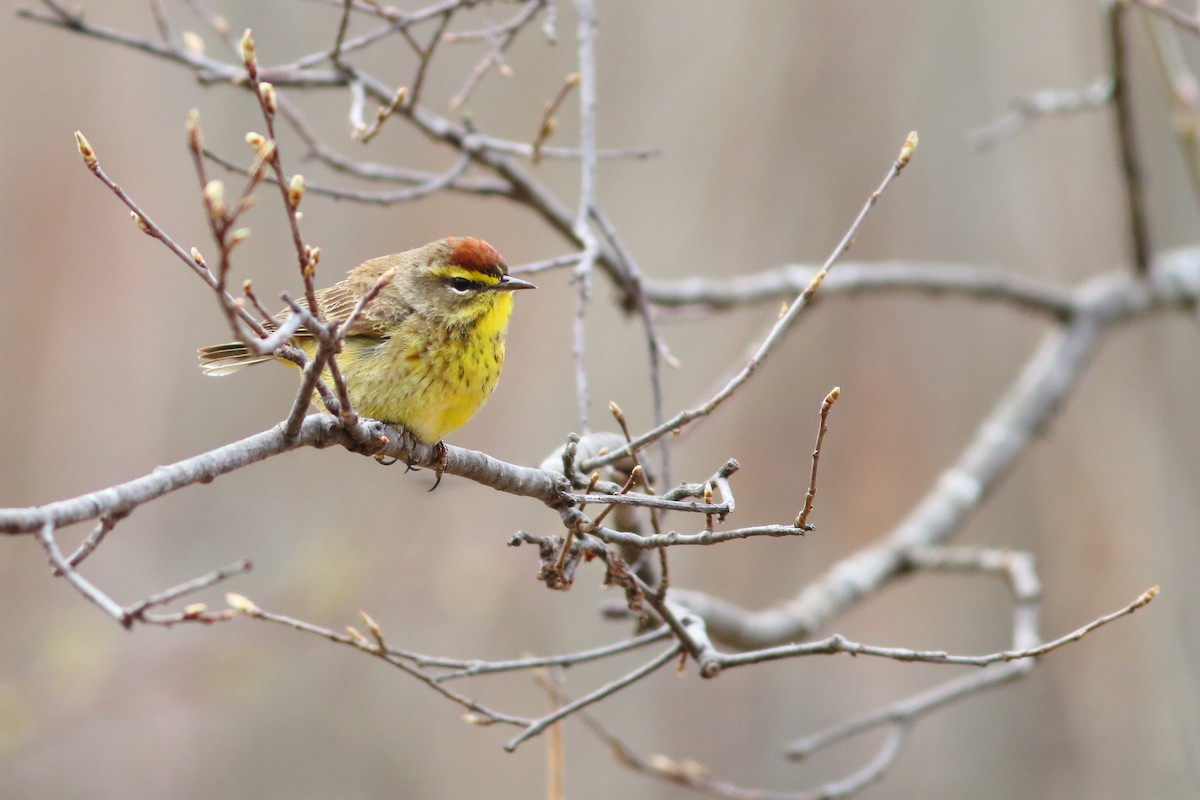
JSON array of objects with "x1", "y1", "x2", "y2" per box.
[{"x1": 198, "y1": 236, "x2": 534, "y2": 444}]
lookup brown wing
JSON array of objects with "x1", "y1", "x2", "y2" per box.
[{"x1": 199, "y1": 251, "x2": 416, "y2": 375}]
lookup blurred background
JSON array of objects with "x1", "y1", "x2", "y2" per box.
[{"x1": 1, "y1": 2, "x2": 1197, "y2": 798}]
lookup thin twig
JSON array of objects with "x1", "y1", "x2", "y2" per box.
[
  {"x1": 231, "y1": 599, "x2": 530, "y2": 726},
  {"x1": 37, "y1": 521, "x2": 127, "y2": 624},
  {"x1": 431, "y1": 627, "x2": 673, "y2": 681},
  {"x1": 710, "y1": 586, "x2": 1156, "y2": 671},
  {"x1": 1107, "y1": 0, "x2": 1152, "y2": 273},
  {"x1": 1139, "y1": 7, "x2": 1200, "y2": 210},
  {"x1": 1131, "y1": 0, "x2": 1200, "y2": 35},
  {"x1": 795, "y1": 387, "x2": 839, "y2": 529},
  {"x1": 582, "y1": 132, "x2": 920, "y2": 473},
  {"x1": 124, "y1": 560, "x2": 253, "y2": 622},
  {"x1": 504, "y1": 643, "x2": 683, "y2": 751},
  {"x1": 531, "y1": 72, "x2": 580, "y2": 164},
  {"x1": 447, "y1": 0, "x2": 546, "y2": 109},
  {"x1": 970, "y1": 77, "x2": 1112, "y2": 150}
]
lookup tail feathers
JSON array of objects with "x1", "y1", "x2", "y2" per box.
[{"x1": 198, "y1": 343, "x2": 276, "y2": 376}]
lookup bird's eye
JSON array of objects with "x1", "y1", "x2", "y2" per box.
[{"x1": 449, "y1": 277, "x2": 473, "y2": 293}]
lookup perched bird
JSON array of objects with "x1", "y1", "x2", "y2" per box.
[{"x1": 198, "y1": 236, "x2": 534, "y2": 444}]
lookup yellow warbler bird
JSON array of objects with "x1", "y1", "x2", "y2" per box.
[{"x1": 198, "y1": 236, "x2": 534, "y2": 444}]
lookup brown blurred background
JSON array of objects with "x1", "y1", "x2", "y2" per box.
[{"x1": 1, "y1": 2, "x2": 1197, "y2": 798}]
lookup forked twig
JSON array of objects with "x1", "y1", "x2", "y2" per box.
[{"x1": 582, "y1": 132, "x2": 920, "y2": 473}]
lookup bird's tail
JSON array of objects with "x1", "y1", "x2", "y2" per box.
[{"x1": 197, "y1": 343, "x2": 276, "y2": 376}]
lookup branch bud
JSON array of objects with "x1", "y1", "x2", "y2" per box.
[
  {"x1": 228, "y1": 228, "x2": 252, "y2": 249},
  {"x1": 130, "y1": 211, "x2": 152, "y2": 235},
  {"x1": 183, "y1": 603, "x2": 208, "y2": 618},
  {"x1": 225, "y1": 592, "x2": 261, "y2": 616},
  {"x1": 186, "y1": 109, "x2": 203, "y2": 152},
  {"x1": 248, "y1": 139, "x2": 276, "y2": 179},
  {"x1": 259, "y1": 82, "x2": 277, "y2": 115},
  {"x1": 359, "y1": 610, "x2": 384, "y2": 644},
  {"x1": 182, "y1": 30, "x2": 204, "y2": 56},
  {"x1": 649, "y1": 754, "x2": 683, "y2": 778},
  {"x1": 74, "y1": 131, "x2": 98, "y2": 169},
  {"x1": 287, "y1": 174, "x2": 305, "y2": 209},
  {"x1": 898, "y1": 130, "x2": 919, "y2": 168},
  {"x1": 245, "y1": 131, "x2": 266, "y2": 150},
  {"x1": 203, "y1": 179, "x2": 226, "y2": 221},
  {"x1": 191, "y1": 247, "x2": 206, "y2": 267},
  {"x1": 240, "y1": 28, "x2": 257, "y2": 74}
]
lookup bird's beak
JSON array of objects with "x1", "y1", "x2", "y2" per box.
[{"x1": 495, "y1": 274, "x2": 537, "y2": 292}]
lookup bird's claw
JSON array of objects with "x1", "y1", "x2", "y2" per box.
[
  {"x1": 373, "y1": 429, "x2": 444, "y2": 490},
  {"x1": 428, "y1": 441, "x2": 447, "y2": 491}
]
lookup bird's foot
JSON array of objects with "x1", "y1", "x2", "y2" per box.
[{"x1": 428, "y1": 441, "x2": 447, "y2": 492}]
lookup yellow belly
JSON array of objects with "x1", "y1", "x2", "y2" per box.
[{"x1": 303, "y1": 306, "x2": 509, "y2": 443}]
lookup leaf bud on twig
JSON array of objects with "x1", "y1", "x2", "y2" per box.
[
  {"x1": 248, "y1": 139, "x2": 276, "y2": 178},
  {"x1": 898, "y1": 130, "x2": 919, "y2": 168},
  {"x1": 259, "y1": 82, "x2": 277, "y2": 115},
  {"x1": 74, "y1": 131, "x2": 98, "y2": 169},
  {"x1": 183, "y1": 603, "x2": 208, "y2": 618},
  {"x1": 228, "y1": 228, "x2": 251, "y2": 250},
  {"x1": 182, "y1": 30, "x2": 204, "y2": 56},
  {"x1": 225, "y1": 592, "x2": 261, "y2": 616},
  {"x1": 130, "y1": 211, "x2": 152, "y2": 235},
  {"x1": 203, "y1": 179, "x2": 226, "y2": 221},
  {"x1": 186, "y1": 109, "x2": 203, "y2": 152},
  {"x1": 287, "y1": 174, "x2": 305, "y2": 209},
  {"x1": 359, "y1": 610, "x2": 384, "y2": 646},
  {"x1": 240, "y1": 29, "x2": 256, "y2": 73}
]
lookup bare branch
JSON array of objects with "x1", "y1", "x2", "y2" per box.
[
  {"x1": 970, "y1": 76, "x2": 1112, "y2": 149},
  {"x1": 582, "y1": 133, "x2": 920, "y2": 472},
  {"x1": 667, "y1": 252, "x2": 1200, "y2": 650},
  {"x1": 794, "y1": 387, "x2": 839, "y2": 529},
  {"x1": 1107, "y1": 0, "x2": 1153, "y2": 273}
]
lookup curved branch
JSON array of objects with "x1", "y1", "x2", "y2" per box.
[
  {"x1": 0, "y1": 415, "x2": 571, "y2": 535},
  {"x1": 643, "y1": 260, "x2": 1078, "y2": 319},
  {"x1": 669, "y1": 251, "x2": 1200, "y2": 649}
]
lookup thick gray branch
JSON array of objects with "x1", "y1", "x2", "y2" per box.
[{"x1": 669, "y1": 249, "x2": 1200, "y2": 649}]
